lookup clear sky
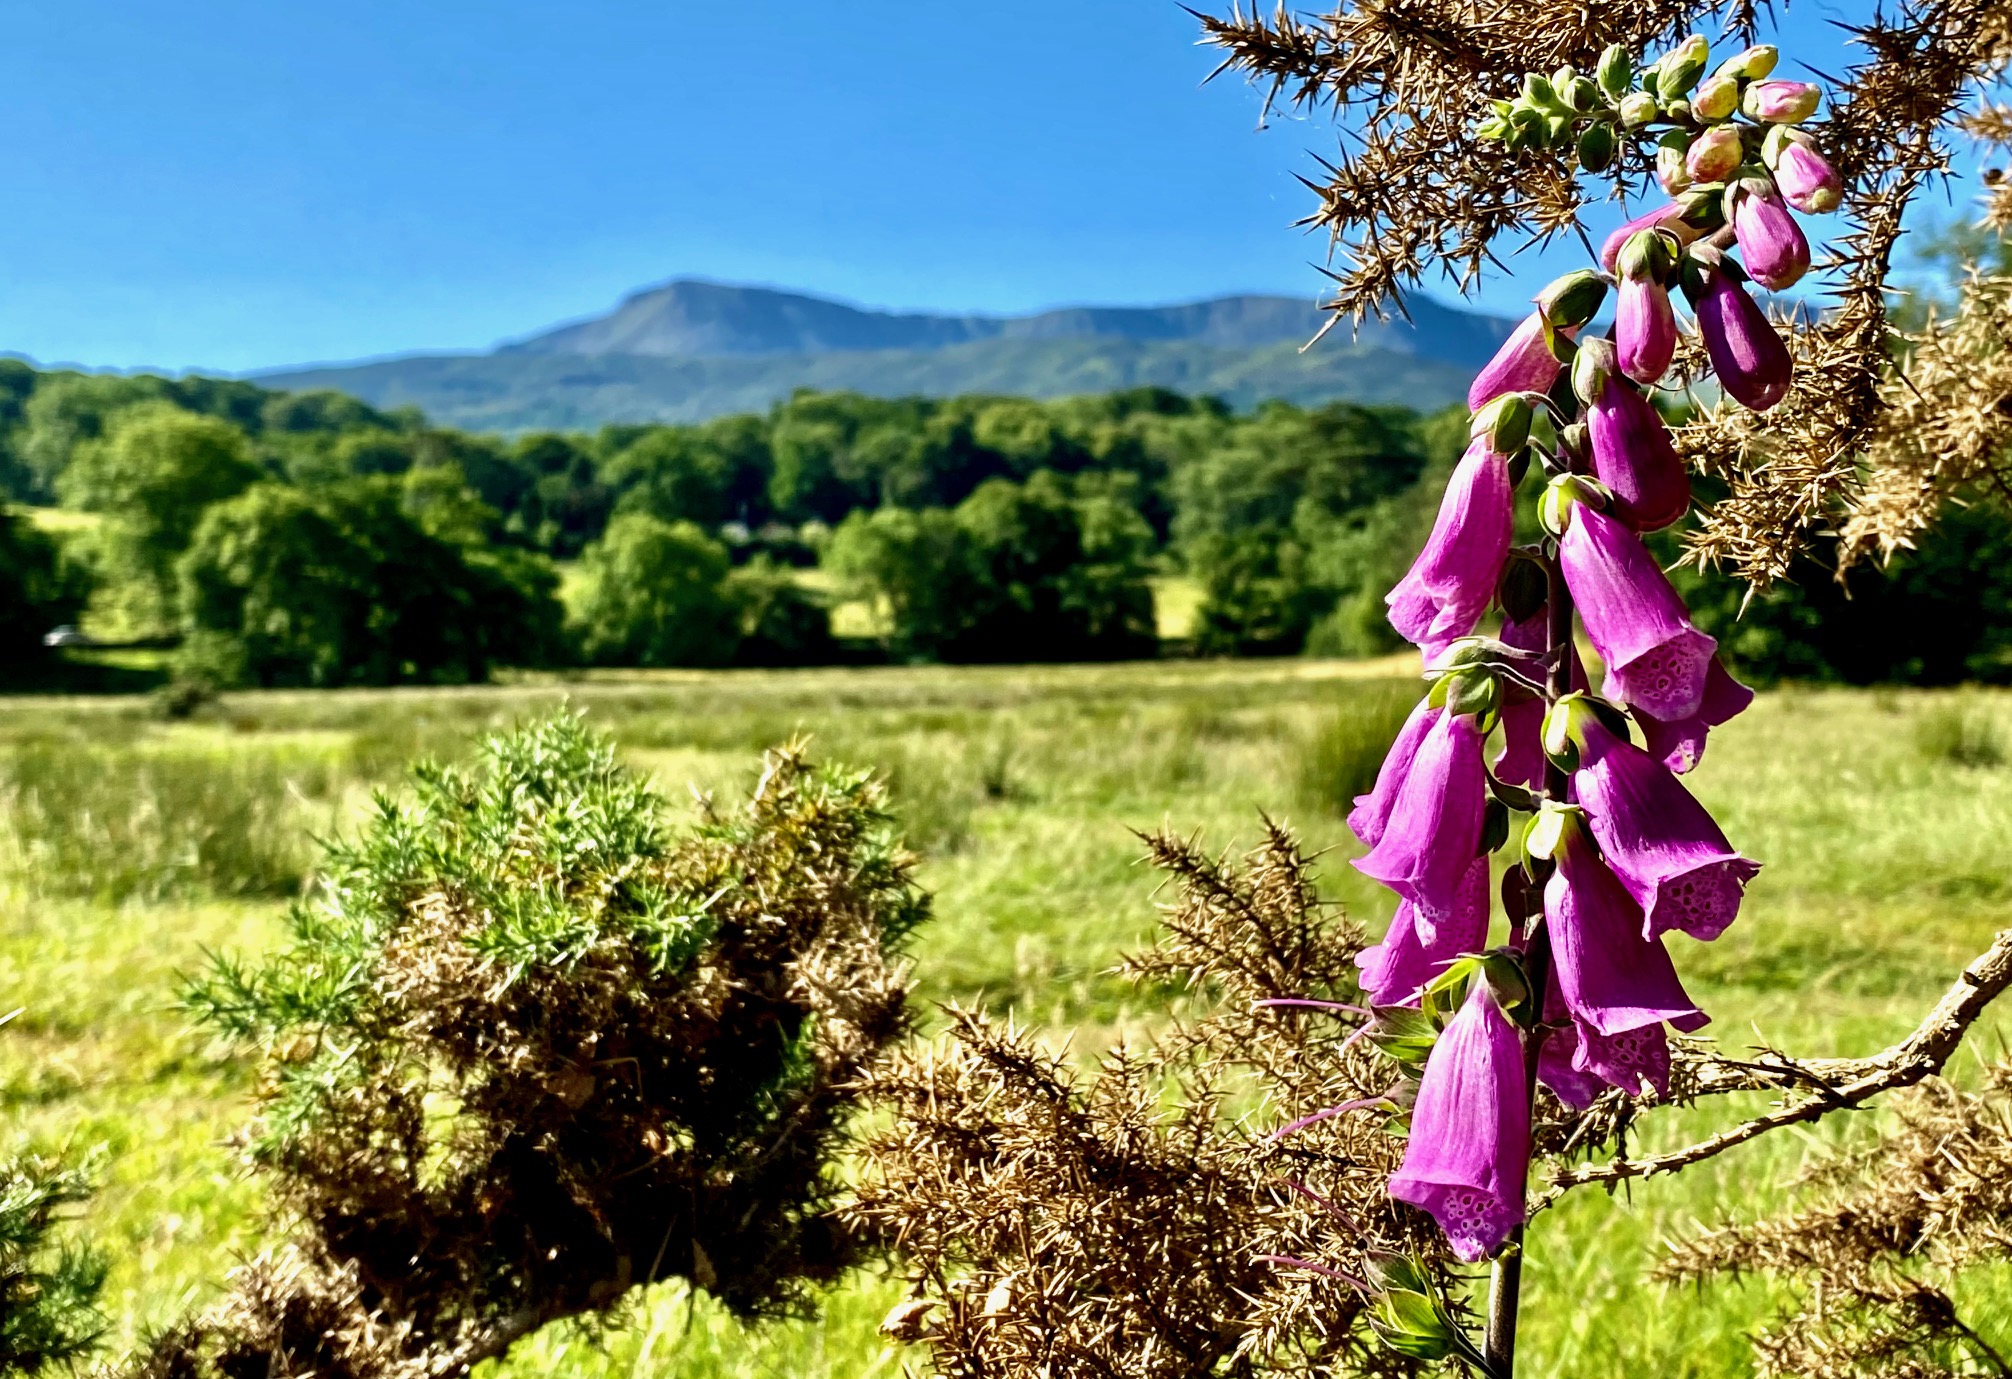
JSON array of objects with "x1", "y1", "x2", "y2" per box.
[{"x1": 0, "y1": 1, "x2": 1977, "y2": 373}]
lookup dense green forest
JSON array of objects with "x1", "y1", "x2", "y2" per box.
[{"x1": 0, "y1": 356, "x2": 2005, "y2": 689}]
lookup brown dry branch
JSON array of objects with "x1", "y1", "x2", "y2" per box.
[
  {"x1": 1202, "y1": 0, "x2": 2012, "y2": 584},
  {"x1": 849, "y1": 823, "x2": 1456, "y2": 1379},
  {"x1": 1657, "y1": 1068, "x2": 2012, "y2": 1377},
  {"x1": 1541, "y1": 924, "x2": 2012, "y2": 1203},
  {"x1": 133, "y1": 716, "x2": 927, "y2": 1379}
]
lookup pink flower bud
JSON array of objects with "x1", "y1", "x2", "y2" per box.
[
  {"x1": 1615, "y1": 275, "x2": 1678, "y2": 386},
  {"x1": 1655, "y1": 132, "x2": 1693, "y2": 194},
  {"x1": 1688, "y1": 261, "x2": 1792, "y2": 411},
  {"x1": 1587, "y1": 376, "x2": 1690, "y2": 530},
  {"x1": 1767, "y1": 136, "x2": 1843, "y2": 214},
  {"x1": 1467, "y1": 311, "x2": 1571, "y2": 412},
  {"x1": 1731, "y1": 185, "x2": 1810, "y2": 290},
  {"x1": 1685, "y1": 125, "x2": 1744, "y2": 183},
  {"x1": 1742, "y1": 79, "x2": 1820, "y2": 123}
]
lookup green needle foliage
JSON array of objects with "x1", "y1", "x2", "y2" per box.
[
  {"x1": 144, "y1": 712, "x2": 928, "y2": 1379},
  {"x1": 0, "y1": 1155, "x2": 107, "y2": 1375}
]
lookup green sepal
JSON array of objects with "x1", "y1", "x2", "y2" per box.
[
  {"x1": 1478, "y1": 796, "x2": 1511, "y2": 857},
  {"x1": 1365, "y1": 1004, "x2": 1440, "y2": 1066},
  {"x1": 1534, "y1": 269, "x2": 1608, "y2": 331}
]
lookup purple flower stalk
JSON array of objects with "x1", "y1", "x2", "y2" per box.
[
  {"x1": 1356, "y1": 858, "x2": 1489, "y2": 1005},
  {"x1": 1768, "y1": 135, "x2": 1843, "y2": 215},
  {"x1": 1492, "y1": 607, "x2": 1585, "y2": 788},
  {"x1": 1469, "y1": 312, "x2": 1567, "y2": 411},
  {"x1": 1385, "y1": 437, "x2": 1513, "y2": 659},
  {"x1": 1636, "y1": 656, "x2": 1755, "y2": 773},
  {"x1": 1559, "y1": 501, "x2": 1717, "y2": 720},
  {"x1": 1731, "y1": 185, "x2": 1811, "y2": 291},
  {"x1": 1353, "y1": 708, "x2": 1487, "y2": 927},
  {"x1": 1688, "y1": 258, "x2": 1792, "y2": 411},
  {"x1": 1544, "y1": 814, "x2": 1711, "y2": 1079},
  {"x1": 1387, "y1": 982, "x2": 1529, "y2": 1261},
  {"x1": 1570, "y1": 715, "x2": 1762, "y2": 942},
  {"x1": 1587, "y1": 377, "x2": 1690, "y2": 531},
  {"x1": 1348, "y1": 696, "x2": 1438, "y2": 850}
]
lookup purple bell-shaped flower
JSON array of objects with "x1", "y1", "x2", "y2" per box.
[
  {"x1": 1356, "y1": 858, "x2": 1489, "y2": 1006},
  {"x1": 1469, "y1": 311, "x2": 1566, "y2": 412},
  {"x1": 1387, "y1": 980, "x2": 1529, "y2": 1261},
  {"x1": 1348, "y1": 696, "x2": 1439, "y2": 850},
  {"x1": 1353, "y1": 708, "x2": 1487, "y2": 929},
  {"x1": 1385, "y1": 435, "x2": 1514, "y2": 659},
  {"x1": 1556, "y1": 704, "x2": 1762, "y2": 942},
  {"x1": 1556, "y1": 496, "x2": 1717, "y2": 721},
  {"x1": 1635, "y1": 655, "x2": 1755, "y2": 773}
]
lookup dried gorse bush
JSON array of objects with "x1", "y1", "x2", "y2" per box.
[
  {"x1": 136, "y1": 713, "x2": 926, "y2": 1379},
  {"x1": 850, "y1": 823, "x2": 1469, "y2": 1378}
]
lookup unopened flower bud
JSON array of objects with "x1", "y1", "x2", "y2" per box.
[
  {"x1": 1523, "y1": 73, "x2": 1560, "y2": 109},
  {"x1": 1597, "y1": 43, "x2": 1632, "y2": 97},
  {"x1": 1470, "y1": 393, "x2": 1534, "y2": 455},
  {"x1": 1577, "y1": 122, "x2": 1618, "y2": 173},
  {"x1": 1686, "y1": 125, "x2": 1745, "y2": 183},
  {"x1": 1617, "y1": 90, "x2": 1658, "y2": 128},
  {"x1": 1566, "y1": 75, "x2": 1601, "y2": 112},
  {"x1": 1659, "y1": 35, "x2": 1709, "y2": 98},
  {"x1": 1765, "y1": 129, "x2": 1843, "y2": 214},
  {"x1": 1615, "y1": 234, "x2": 1680, "y2": 387},
  {"x1": 1536, "y1": 269, "x2": 1609, "y2": 331},
  {"x1": 1730, "y1": 180, "x2": 1810, "y2": 290},
  {"x1": 1656, "y1": 131, "x2": 1694, "y2": 195},
  {"x1": 1570, "y1": 336, "x2": 1618, "y2": 406},
  {"x1": 1551, "y1": 65, "x2": 1577, "y2": 92},
  {"x1": 1521, "y1": 798, "x2": 1588, "y2": 863},
  {"x1": 1743, "y1": 79, "x2": 1820, "y2": 123},
  {"x1": 1599, "y1": 192, "x2": 1721, "y2": 273},
  {"x1": 1690, "y1": 74, "x2": 1740, "y2": 121},
  {"x1": 1545, "y1": 114, "x2": 1576, "y2": 150},
  {"x1": 1715, "y1": 44, "x2": 1778, "y2": 81},
  {"x1": 1682, "y1": 248, "x2": 1792, "y2": 411},
  {"x1": 1538, "y1": 473, "x2": 1602, "y2": 536}
]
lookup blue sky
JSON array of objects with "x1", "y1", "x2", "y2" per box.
[{"x1": 0, "y1": 1, "x2": 1978, "y2": 373}]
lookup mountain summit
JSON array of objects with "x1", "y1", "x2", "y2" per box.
[
  {"x1": 257, "y1": 281, "x2": 1518, "y2": 432},
  {"x1": 501, "y1": 279, "x2": 1516, "y2": 365}
]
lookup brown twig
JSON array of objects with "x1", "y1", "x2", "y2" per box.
[{"x1": 1541, "y1": 925, "x2": 2012, "y2": 1201}]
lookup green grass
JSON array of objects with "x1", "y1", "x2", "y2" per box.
[{"x1": 4, "y1": 661, "x2": 2012, "y2": 1375}]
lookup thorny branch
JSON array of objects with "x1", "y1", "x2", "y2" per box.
[
  {"x1": 1542, "y1": 924, "x2": 2012, "y2": 1202},
  {"x1": 1202, "y1": 0, "x2": 2012, "y2": 584}
]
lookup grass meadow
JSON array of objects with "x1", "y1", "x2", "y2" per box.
[{"x1": 4, "y1": 659, "x2": 2012, "y2": 1375}]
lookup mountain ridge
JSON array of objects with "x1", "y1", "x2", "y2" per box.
[{"x1": 253, "y1": 280, "x2": 1518, "y2": 432}]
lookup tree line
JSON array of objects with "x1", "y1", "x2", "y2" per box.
[{"x1": 1, "y1": 357, "x2": 2007, "y2": 688}]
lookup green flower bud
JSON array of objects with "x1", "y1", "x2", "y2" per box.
[
  {"x1": 1371, "y1": 1291, "x2": 1464, "y2": 1362},
  {"x1": 1477, "y1": 116, "x2": 1510, "y2": 141},
  {"x1": 1691, "y1": 73, "x2": 1740, "y2": 121},
  {"x1": 1538, "y1": 473, "x2": 1603, "y2": 537},
  {"x1": 1571, "y1": 336, "x2": 1618, "y2": 406},
  {"x1": 1524, "y1": 73, "x2": 1559, "y2": 109},
  {"x1": 1660, "y1": 34, "x2": 1710, "y2": 98},
  {"x1": 1664, "y1": 97, "x2": 1692, "y2": 123},
  {"x1": 1545, "y1": 114, "x2": 1576, "y2": 150},
  {"x1": 1475, "y1": 948, "x2": 1530, "y2": 1009},
  {"x1": 1656, "y1": 129, "x2": 1694, "y2": 194},
  {"x1": 1577, "y1": 121, "x2": 1617, "y2": 172},
  {"x1": 1597, "y1": 43, "x2": 1632, "y2": 97},
  {"x1": 1715, "y1": 43, "x2": 1778, "y2": 80},
  {"x1": 1535, "y1": 269, "x2": 1609, "y2": 330},
  {"x1": 1617, "y1": 90, "x2": 1658, "y2": 128},
  {"x1": 1540, "y1": 694, "x2": 1598, "y2": 760},
  {"x1": 1443, "y1": 667, "x2": 1501, "y2": 728},
  {"x1": 1470, "y1": 393, "x2": 1534, "y2": 455},
  {"x1": 1521, "y1": 800, "x2": 1588, "y2": 865},
  {"x1": 1566, "y1": 75, "x2": 1601, "y2": 112},
  {"x1": 1551, "y1": 64, "x2": 1577, "y2": 92}
]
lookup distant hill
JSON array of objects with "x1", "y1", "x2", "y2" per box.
[{"x1": 255, "y1": 281, "x2": 1516, "y2": 431}]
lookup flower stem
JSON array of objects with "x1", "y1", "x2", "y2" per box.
[{"x1": 1482, "y1": 536, "x2": 1574, "y2": 1376}]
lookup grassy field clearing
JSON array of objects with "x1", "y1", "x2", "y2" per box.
[{"x1": 4, "y1": 659, "x2": 2011, "y2": 1375}]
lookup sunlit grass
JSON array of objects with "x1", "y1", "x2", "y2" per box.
[{"x1": 3, "y1": 663, "x2": 2010, "y2": 1374}]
